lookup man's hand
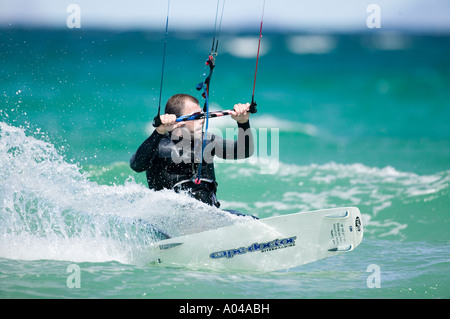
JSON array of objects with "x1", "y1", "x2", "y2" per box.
[
  {"x1": 155, "y1": 114, "x2": 185, "y2": 134},
  {"x1": 230, "y1": 103, "x2": 251, "y2": 124}
]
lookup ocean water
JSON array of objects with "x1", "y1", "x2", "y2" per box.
[{"x1": 0, "y1": 28, "x2": 449, "y2": 299}]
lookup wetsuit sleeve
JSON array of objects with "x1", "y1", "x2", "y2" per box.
[
  {"x1": 129, "y1": 130, "x2": 165, "y2": 172},
  {"x1": 215, "y1": 121, "x2": 254, "y2": 160}
]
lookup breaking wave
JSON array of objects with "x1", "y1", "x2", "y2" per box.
[{"x1": 0, "y1": 122, "x2": 245, "y2": 265}]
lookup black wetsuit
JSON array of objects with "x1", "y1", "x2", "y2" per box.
[{"x1": 130, "y1": 121, "x2": 254, "y2": 207}]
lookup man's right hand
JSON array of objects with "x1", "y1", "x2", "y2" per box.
[{"x1": 155, "y1": 114, "x2": 186, "y2": 135}]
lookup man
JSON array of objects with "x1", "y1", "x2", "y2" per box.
[{"x1": 130, "y1": 93, "x2": 254, "y2": 209}]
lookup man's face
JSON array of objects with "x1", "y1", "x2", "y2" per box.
[{"x1": 181, "y1": 100, "x2": 204, "y2": 138}]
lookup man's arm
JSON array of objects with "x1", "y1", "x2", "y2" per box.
[
  {"x1": 214, "y1": 103, "x2": 255, "y2": 160},
  {"x1": 130, "y1": 114, "x2": 185, "y2": 172},
  {"x1": 227, "y1": 120, "x2": 255, "y2": 159},
  {"x1": 129, "y1": 130, "x2": 165, "y2": 172}
]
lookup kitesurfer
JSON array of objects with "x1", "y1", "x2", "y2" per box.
[{"x1": 130, "y1": 93, "x2": 254, "y2": 209}]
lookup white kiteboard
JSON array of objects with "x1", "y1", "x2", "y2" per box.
[{"x1": 147, "y1": 207, "x2": 363, "y2": 272}]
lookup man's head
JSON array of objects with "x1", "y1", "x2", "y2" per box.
[
  {"x1": 165, "y1": 94, "x2": 204, "y2": 137},
  {"x1": 165, "y1": 94, "x2": 199, "y2": 117}
]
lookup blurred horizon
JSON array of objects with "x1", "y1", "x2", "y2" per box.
[{"x1": 1, "y1": 0, "x2": 450, "y2": 34}]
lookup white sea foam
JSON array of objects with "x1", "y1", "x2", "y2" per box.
[
  {"x1": 1, "y1": 121, "x2": 447, "y2": 260},
  {"x1": 223, "y1": 36, "x2": 269, "y2": 59},
  {"x1": 218, "y1": 161, "x2": 449, "y2": 239},
  {"x1": 364, "y1": 32, "x2": 412, "y2": 51},
  {"x1": 286, "y1": 35, "x2": 336, "y2": 55},
  {"x1": 0, "y1": 122, "x2": 244, "y2": 265}
]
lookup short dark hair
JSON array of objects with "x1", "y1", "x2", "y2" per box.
[{"x1": 165, "y1": 94, "x2": 199, "y2": 117}]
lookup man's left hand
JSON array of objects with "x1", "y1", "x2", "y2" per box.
[{"x1": 231, "y1": 103, "x2": 251, "y2": 124}]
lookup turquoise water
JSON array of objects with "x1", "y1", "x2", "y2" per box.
[{"x1": 0, "y1": 28, "x2": 449, "y2": 299}]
